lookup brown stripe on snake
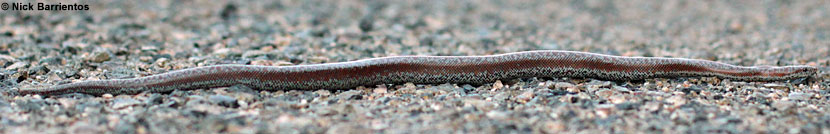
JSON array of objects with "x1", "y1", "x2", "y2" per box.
[{"x1": 18, "y1": 50, "x2": 817, "y2": 96}]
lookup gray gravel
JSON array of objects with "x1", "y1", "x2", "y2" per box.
[{"x1": 2, "y1": 0, "x2": 830, "y2": 133}]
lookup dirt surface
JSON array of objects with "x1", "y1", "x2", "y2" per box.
[{"x1": 2, "y1": 0, "x2": 830, "y2": 133}]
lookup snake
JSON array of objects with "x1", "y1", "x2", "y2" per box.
[{"x1": 17, "y1": 50, "x2": 817, "y2": 96}]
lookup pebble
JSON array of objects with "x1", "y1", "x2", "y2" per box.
[
  {"x1": 615, "y1": 102, "x2": 640, "y2": 110},
  {"x1": 212, "y1": 48, "x2": 232, "y2": 58},
  {"x1": 315, "y1": 90, "x2": 332, "y2": 97},
  {"x1": 763, "y1": 83, "x2": 785, "y2": 88},
  {"x1": 153, "y1": 58, "x2": 169, "y2": 66},
  {"x1": 542, "y1": 121, "x2": 567, "y2": 133},
  {"x1": 86, "y1": 50, "x2": 111, "y2": 63},
  {"x1": 242, "y1": 51, "x2": 269, "y2": 58},
  {"x1": 139, "y1": 56, "x2": 154, "y2": 62},
  {"x1": 771, "y1": 101, "x2": 795, "y2": 110},
  {"x1": 5, "y1": 62, "x2": 28, "y2": 70},
  {"x1": 250, "y1": 60, "x2": 274, "y2": 66},
  {"x1": 608, "y1": 94, "x2": 628, "y2": 104},
  {"x1": 485, "y1": 111, "x2": 509, "y2": 120},
  {"x1": 28, "y1": 65, "x2": 49, "y2": 75},
  {"x1": 516, "y1": 91, "x2": 534, "y2": 103},
  {"x1": 38, "y1": 57, "x2": 63, "y2": 65},
  {"x1": 612, "y1": 86, "x2": 630, "y2": 92},
  {"x1": 140, "y1": 45, "x2": 159, "y2": 52},
  {"x1": 145, "y1": 94, "x2": 163, "y2": 105},
  {"x1": 491, "y1": 80, "x2": 504, "y2": 90},
  {"x1": 643, "y1": 102, "x2": 662, "y2": 112},
  {"x1": 788, "y1": 93, "x2": 813, "y2": 101},
  {"x1": 595, "y1": 104, "x2": 615, "y2": 118},
  {"x1": 595, "y1": 88, "x2": 615, "y2": 98},
  {"x1": 680, "y1": 87, "x2": 701, "y2": 94},
  {"x1": 338, "y1": 90, "x2": 363, "y2": 100},
  {"x1": 554, "y1": 82, "x2": 576, "y2": 89},
  {"x1": 102, "y1": 94, "x2": 114, "y2": 99},
  {"x1": 209, "y1": 95, "x2": 239, "y2": 108},
  {"x1": 566, "y1": 87, "x2": 580, "y2": 93},
  {"x1": 666, "y1": 96, "x2": 687, "y2": 106},
  {"x1": 32, "y1": 94, "x2": 42, "y2": 99},
  {"x1": 373, "y1": 85, "x2": 388, "y2": 94},
  {"x1": 0, "y1": 55, "x2": 15, "y2": 62},
  {"x1": 57, "y1": 98, "x2": 77, "y2": 108},
  {"x1": 111, "y1": 98, "x2": 142, "y2": 109}
]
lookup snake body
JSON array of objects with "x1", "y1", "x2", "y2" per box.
[{"x1": 18, "y1": 50, "x2": 817, "y2": 96}]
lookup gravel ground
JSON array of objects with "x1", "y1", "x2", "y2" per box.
[{"x1": 2, "y1": 0, "x2": 830, "y2": 133}]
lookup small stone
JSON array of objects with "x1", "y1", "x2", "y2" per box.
[
  {"x1": 585, "y1": 86, "x2": 600, "y2": 93},
  {"x1": 729, "y1": 21, "x2": 743, "y2": 32},
  {"x1": 595, "y1": 104, "x2": 615, "y2": 118},
  {"x1": 139, "y1": 56, "x2": 154, "y2": 62},
  {"x1": 373, "y1": 85, "x2": 388, "y2": 94},
  {"x1": 661, "y1": 87, "x2": 671, "y2": 92},
  {"x1": 251, "y1": 60, "x2": 274, "y2": 66},
  {"x1": 242, "y1": 51, "x2": 268, "y2": 58},
  {"x1": 209, "y1": 95, "x2": 239, "y2": 108},
  {"x1": 5, "y1": 62, "x2": 28, "y2": 70},
  {"x1": 111, "y1": 98, "x2": 141, "y2": 109},
  {"x1": 554, "y1": 82, "x2": 576, "y2": 89},
  {"x1": 667, "y1": 96, "x2": 687, "y2": 106},
  {"x1": 680, "y1": 87, "x2": 702, "y2": 94},
  {"x1": 32, "y1": 94, "x2": 42, "y2": 99},
  {"x1": 566, "y1": 87, "x2": 580, "y2": 93},
  {"x1": 641, "y1": 82, "x2": 656, "y2": 90},
  {"x1": 38, "y1": 57, "x2": 63, "y2": 65},
  {"x1": 403, "y1": 83, "x2": 417, "y2": 90},
  {"x1": 308, "y1": 56, "x2": 329, "y2": 63},
  {"x1": 212, "y1": 48, "x2": 232, "y2": 58},
  {"x1": 86, "y1": 50, "x2": 111, "y2": 63},
  {"x1": 516, "y1": 91, "x2": 534, "y2": 103},
  {"x1": 339, "y1": 90, "x2": 363, "y2": 100},
  {"x1": 771, "y1": 101, "x2": 795, "y2": 110},
  {"x1": 102, "y1": 94, "x2": 114, "y2": 99},
  {"x1": 491, "y1": 80, "x2": 504, "y2": 90},
  {"x1": 577, "y1": 92, "x2": 592, "y2": 100},
  {"x1": 608, "y1": 94, "x2": 627, "y2": 104},
  {"x1": 788, "y1": 93, "x2": 812, "y2": 100},
  {"x1": 462, "y1": 84, "x2": 476, "y2": 92},
  {"x1": 612, "y1": 86, "x2": 630, "y2": 92},
  {"x1": 145, "y1": 94, "x2": 163, "y2": 105},
  {"x1": 763, "y1": 83, "x2": 784, "y2": 88},
  {"x1": 359, "y1": 17, "x2": 374, "y2": 32},
  {"x1": 275, "y1": 61, "x2": 294, "y2": 66},
  {"x1": 186, "y1": 95, "x2": 206, "y2": 105},
  {"x1": 140, "y1": 45, "x2": 159, "y2": 52},
  {"x1": 643, "y1": 102, "x2": 662, "y2": 112},
  {"x1": 543, "y1": 121, "x2": 567, "y2": 133},
  {"x1": 485, "y1": 111, "x2": 509, "y2": 120},
  {"x1": 559, "y1": 94, "x2": 578, "y2": 103},
  {"x1": 57, "y1": 98, "x2": 77, "y2": 108},
  {"x1": 69, "y1": 122, "x2": 105, "y2": 134},
  {"x1": 712, "y1": 94, "x2": 724, "y2": 100},
  {"x1": 767, "y1": 93, "x2": 780, "y2": 100},
  {"x1": 315, "y1": 90, "x2": 332, "y2": 96},
  {"x1": 596, "y1": 89, "x2": 615, "y2": 98},
  {"x1": 154, "y1": 58, "x2": 169, "y2": 66},
  {"x1": 586, "y1": 80, "x2": 612, "y2": 87},
  {"x1": 615, "y1": 102, "x2": 640, "y2": 110},
  {"x1": 0, "y1": 54, "x2": 15, "y2": 62},
  {"x1": 28, "y1": 65, "x2": 50, "y2": 75}
]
